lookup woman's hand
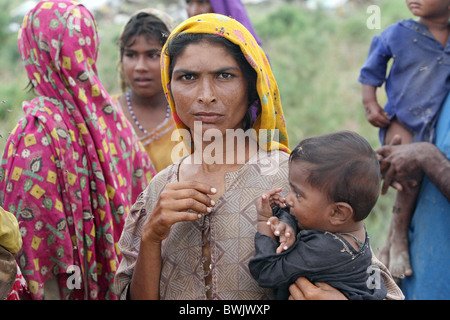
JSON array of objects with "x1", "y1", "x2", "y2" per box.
[
  {"x1": 142, "y1": 181, "x2": 216, "y2": 243},
  {"x1": 376, "y1": 135, "x2": 424, "y2": 195},
  {"x1": 130, "y1": 181, "x2": 216, "y2": 300},
  {"x1": 288, "y1": 277, "x2": 347, "y2": 300}
]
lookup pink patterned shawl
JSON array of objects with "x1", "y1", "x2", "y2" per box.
[{"x1": 0, "y1": 0, "x2": 155, "y2": 299}]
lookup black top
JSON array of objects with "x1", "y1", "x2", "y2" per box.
[{"x1": 249, "y1": 207, "x2": 387, "y2": 300}]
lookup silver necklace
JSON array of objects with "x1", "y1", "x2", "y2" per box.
[{"x1": 126, "y1": 89, "x2": 170, "y2": 135}]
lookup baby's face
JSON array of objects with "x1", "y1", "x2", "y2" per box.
[{"x1": 285, "y1": 161, "x2": 334, "y2": 231}]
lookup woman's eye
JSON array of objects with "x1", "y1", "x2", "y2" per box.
[
  {"x1": 181, "y1": 74, "x2": 195, "y2": 81},
  {"x1": 218, "y1": 73, "x2": 232, "y2": 79},
  {"x1": 149, "y1": 53, "x2": 161, "y2": 59}
]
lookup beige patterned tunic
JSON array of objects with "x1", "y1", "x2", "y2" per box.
[
  {"x1": 115, "y1": 150, "x2": 290, "y2": 299},
  {"x1": 114, "y1": 148, "x2": 404, "y2": 300}
]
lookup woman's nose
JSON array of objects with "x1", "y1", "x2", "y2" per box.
[
  {"x1": 135, "y1": 55, "x2": 147, "y2": 71},
  {"x1": 197, "y1": 78, "x2": 216, "y2": 104}
]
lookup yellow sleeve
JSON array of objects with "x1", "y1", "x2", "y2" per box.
[{"x1": 0, "y1": 207, "x2": 22, "y2": 254}]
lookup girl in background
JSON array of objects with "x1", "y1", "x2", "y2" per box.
[{"x1": 113, "y1": 9, "x2": 181, "y2": 173}]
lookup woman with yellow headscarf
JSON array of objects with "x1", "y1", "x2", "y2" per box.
[
  {"x1": 115, "y1": 13, "x2": 403, "y2": 301},
  {"x1": 115, "y1": 13, "x2": 290, "y2": 300}
]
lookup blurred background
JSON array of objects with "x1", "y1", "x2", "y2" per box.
[{"x1": 0, "y1": 0, "x2": 413, "y2": 253}]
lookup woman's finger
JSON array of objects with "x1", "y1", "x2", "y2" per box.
[
  {"x1": 162, "y1": 181, "x2": 216, "y2": 207},
  {"x1": 163, "y1": 197, "x2": 213, "y2": 215},
  {"x1": 381, "y1": 163, "x2": 396, "y2": 194},
  {"x1": 288, "y1": 277, "x2": 309, "y2": 300},
  {"x1": 165, "y1": 180, "x2": 216, "y2": 195}
]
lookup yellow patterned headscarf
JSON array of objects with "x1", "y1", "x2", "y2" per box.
[{"x1": 161, "y1": 13, "x2": 289, "y2": 153}]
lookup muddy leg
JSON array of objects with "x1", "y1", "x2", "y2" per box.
[
  {"x1": 388, "y1": 190, "x2": 416, "y2": 278},
  {"x1": 382, "y1": 117, "x2": 416, "y2": 279}
]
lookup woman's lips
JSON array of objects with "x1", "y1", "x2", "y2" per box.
[
  {"x1": 193, "y1": 112, "x2": 223, "y2": 123},
  {"x1": 134, "y1": 78, "x2": 152, "y2": 86}
]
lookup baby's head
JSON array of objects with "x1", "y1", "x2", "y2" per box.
[{"x1": 287, "y1": 131, "x2": 380, "y2": 230}]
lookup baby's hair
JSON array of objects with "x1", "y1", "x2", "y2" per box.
[{"x1": 289, "y1": 131, "x2": 380, "y2": 221}]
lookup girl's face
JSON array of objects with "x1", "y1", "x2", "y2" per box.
[
  {"x1": 186, "y1": 0, "x2": 214, "y2": 18},
  {"x1": 406, "y1": 0, "x2": 450, "y2": 19},
  {"x1": 169, "y1": 40, "x2": 249, "y2": 137},
  {"x1": 122, "y1": 34, "x2": 164, "y2": 98},
  {"x1": 285, "y1": 161, "x2": 334, "y2": 231}
]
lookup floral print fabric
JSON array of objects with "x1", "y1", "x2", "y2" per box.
[{"x1": 0, "y1": 0, "x2": 155, "y2": 299}]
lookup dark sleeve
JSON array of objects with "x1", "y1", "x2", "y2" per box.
[
  {"x1": 249, "y1": 231, "x2": 340, "y2": 288},
  {"x1": 272, "y1": 206, "x2": 299, "y2": 235}
]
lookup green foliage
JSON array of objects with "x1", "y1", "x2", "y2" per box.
[
  {"x1": 0, "y1": 1, "x2": 32, "y2": 150},
  {"x1": 0, "y1": 0, "x2": 413, "y2": 253},
  {"x1": 97, "y1": 24, "x2": 124, "y2": 95}
]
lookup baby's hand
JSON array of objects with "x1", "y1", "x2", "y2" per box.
[
  {"x1": 267, "y1": 216, "x2": 296, "y2": 253},
  {"x1": 257, "y1": 188, "x2": 286, "y2": 222},
  {"x1": 256, "y1": 188, "x2": 286, "y2": 219}
]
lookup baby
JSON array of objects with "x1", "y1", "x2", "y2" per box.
[{"x1": 249, "y1": 131, "x2": 387, "y2": 300}]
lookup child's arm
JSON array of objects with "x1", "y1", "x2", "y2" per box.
[
  {"x1": 361, "y1": 84, "x2": 390, "y2": 128},
  {"x1": 249, "y1": 231, "x2": 334, "y2": 289}
]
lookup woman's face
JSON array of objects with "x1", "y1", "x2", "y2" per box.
[
  {"x1": 186, "y1": 0, "x2": 214, "y2": 18},
  {"x1": 122, "y1": 34, "x2": 164, "y2": 98},
  {"x1": 170, "y1": 40, "x2": 249, "y2": 136}
]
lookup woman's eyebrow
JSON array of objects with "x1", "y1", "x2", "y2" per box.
[
  {"x1": 172, "y1": 68, "x2": 196, "y2": 75},
  {"x1": 172, "y1": 66, "x2": 241, "y2": 75},
  {"x1": 124, "y1": 48, "x2": 161, "y2": 54},
  {"x1": 211, "y1": 66, "x2": 241, "y2": 73}
]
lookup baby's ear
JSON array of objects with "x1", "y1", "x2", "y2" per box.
[{"x1": 329, "y1": 202, "x2": 354, "y2": 226}]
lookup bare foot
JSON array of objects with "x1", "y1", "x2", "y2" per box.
[{"x1": 388, "y1": 235, "x2": 413, "y2": 279}]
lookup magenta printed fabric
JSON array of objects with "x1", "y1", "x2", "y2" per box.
[
  {"x1": 209, "y1": 0, "x2": 262, "y2": 45},
  {"x1": 0, "y1": 1, "x2": 155, "y2": 299}
]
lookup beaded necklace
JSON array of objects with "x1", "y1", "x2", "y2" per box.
[{"x1": 126, "y1": 89, "x2": 170, "y2": 135}]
